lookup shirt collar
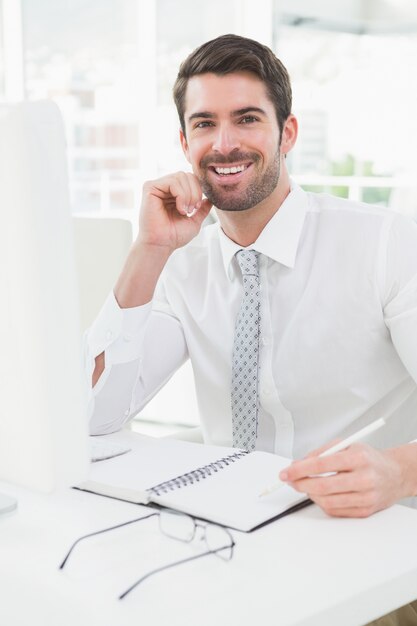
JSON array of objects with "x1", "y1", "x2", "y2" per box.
[{"x1": 218, "y1": 181, "x2": 308, "y2": 280}]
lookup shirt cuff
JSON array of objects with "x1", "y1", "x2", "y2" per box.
[{"x1": 86, "y1": 290, "x2": 152, "y2": 364}]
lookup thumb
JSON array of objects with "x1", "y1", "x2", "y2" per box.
[{"x1": 188, "y1": 198, "x2": 213, "y2": 224}]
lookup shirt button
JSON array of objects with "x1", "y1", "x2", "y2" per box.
[
  {"x1": 261, "y1": 336, "x2": 270, "y2": 346},
  {"x1": 106, "y1": 330, "x2": 113, "y2": 341},
  {"x1": 262, "y1": 384, "x2": 273, "y2": 396},
  {"x1": 124, "y1": 409, "x2": 130, "y2": 417},
  {"x1": 123, "y1": 333, "x2": 132, "y2": 342}
]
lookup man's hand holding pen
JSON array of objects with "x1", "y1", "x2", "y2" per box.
[
  {"x1": 280, "y1": 442, "x2": 408, "y2": 518},
  {"x1": 260, "y1": 417, "x2": 417, "y2": 518}
]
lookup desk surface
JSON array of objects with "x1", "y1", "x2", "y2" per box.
[{"x1": 1, "y1": 432, "x2": 417, "y2": 626}]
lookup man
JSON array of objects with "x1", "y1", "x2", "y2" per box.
[
  {"x1": 87, "y1": 34, "x2": 417, "y2": 520},
  {"x1": 86, "y1": 33, "x2": 417, "y2": 623}
]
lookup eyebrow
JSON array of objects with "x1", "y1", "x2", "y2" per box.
[{"x1": 187, "y1": 107, "x2": 267, "y2": 123}]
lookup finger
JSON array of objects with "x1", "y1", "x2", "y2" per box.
[
  {"x1": 293, "y1": 443, "x2": 374, "y2": 480},
  {"x1": 311, "y1": 493, "x2": 378, "y2": 518},
  {"x1": 174, "y1": 171, "x2": 195, "y2": 215},
  {"x1": 149, "y1": 174, "x2": 192, "y2": 216},
  {"x1": 280, "y1": 448, "x2": 357, "y2": 483},
  {"x1": 175, "y1": 171, "x2": 206, "y2": 217},
  {"x1": 185, "y1": 173, "x2": 204, "y2": 215},
  {"x1": 313, "y1": 498, "x2": 376, "y2": 518},
  {"x1": 187, "y1": 197, "x2": 213, "y2": 222},
  {"x1": 326, "y1": 508, "x2": 375, "y2": 518},
  {"x1": 320, "y1": 506, "x2": 375, "y2": 518},
  {"x1": 313, "y1": 491, "x2": 375, "y2": 509},
  {"x1": 289, "y1": 470, "x2": 358, "y2": 496}
]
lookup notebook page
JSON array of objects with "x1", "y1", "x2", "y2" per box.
[
  {"x1": 79, "y1": 435, "x2": 240, "y2": 501},
  {"x1": 153, "y1": 451, "x2": 305, "y2": 531}
]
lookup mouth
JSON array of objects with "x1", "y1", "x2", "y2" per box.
[{"x1": 207, "y1": 162, "x2": 253, "y2": 184}]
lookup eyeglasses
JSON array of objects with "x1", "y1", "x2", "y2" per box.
[{"x1": 59, "y1": 508, "x2": 235, "y2": 599}]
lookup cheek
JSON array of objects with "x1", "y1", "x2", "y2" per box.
[
  {"x1": 261, "y1": 132, "x2": 280, "y2": 153},
  {"x1": 187, "y1": 139, "x2": 209, "y2": 168},
  {"x1": 244, "y1": 129, "x2": 279, "y2": 156}
]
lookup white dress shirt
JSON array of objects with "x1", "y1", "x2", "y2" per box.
[{"x1": 86, "y1": 183, "x2": 417, "y2": 459}]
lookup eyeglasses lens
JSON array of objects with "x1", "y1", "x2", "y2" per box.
[
  {"x1": 205, "y1": 524, "x2": 233, "y2": 561},
  {"x1": 159, "y1": 510, "x2": 195, "y2": 542}
]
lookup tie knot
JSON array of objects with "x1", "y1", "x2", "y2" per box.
[{"x1": 236, "y1": 249, "x2": 259, "y2": 277}]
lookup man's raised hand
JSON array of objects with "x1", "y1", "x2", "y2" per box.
[{"x1": 138, "y1": 172, "x2": 213, "y2": 251}]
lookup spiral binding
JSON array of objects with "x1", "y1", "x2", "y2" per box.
[{"x1": 146, "y1": 450, "x2": 248, "y2": 497}]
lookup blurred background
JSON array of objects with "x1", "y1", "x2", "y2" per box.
[
  {"x1": 2, "y1": 0, "x2": 417, "y2": 220},
  {"x1": 1, "y1": 0, "x2": 417, "y2": 434}
]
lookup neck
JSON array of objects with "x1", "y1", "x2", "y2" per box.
[{"x1": 215, "y1": 170, "x2": 291, "y2": 247}]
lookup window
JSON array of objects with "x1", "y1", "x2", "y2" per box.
[
  {"x1": 22, "y1": 0, "x2": 139, "y2": 215},
  {"x1": 274, "y1": 21, "x2": 417, "y2": 211},
  {"x1": 0, "y1": 0, "x2": 4, "y2": 98},
  {"x1": 3, "y1": 2, "x2": 416, "y2": 217},
  {"x1": 155, "y1": 0, "x2": 239, "y2": 176}
]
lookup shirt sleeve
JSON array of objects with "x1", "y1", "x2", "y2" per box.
[
  {"x1": 383, "y1": 213, "x2": 417, "y2": 394},
  {"x1": 84, "y1": 290, "x2": 188, "y2": 435}
]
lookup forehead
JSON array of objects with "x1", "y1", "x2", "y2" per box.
[{"x1": 183, "y1": 71, "x2": 274, "y2": 119}]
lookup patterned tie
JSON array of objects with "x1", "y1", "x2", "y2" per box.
[{"x1": 231, "y1": 249, "x2": 261, "y2": 451}]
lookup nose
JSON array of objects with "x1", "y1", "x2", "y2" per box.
[{"x1": 211, "y1": 123, "x2": 241, "y2": 155}]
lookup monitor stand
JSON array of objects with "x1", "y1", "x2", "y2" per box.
[{"x1": 0, "y1": 493, "x2": 17, "y2": 515}]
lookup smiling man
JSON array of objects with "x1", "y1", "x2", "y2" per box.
[
  {"x1": 177, "y1": 70, "x2": 296, "y2": 250},
  {"x1": 183, "y1": 73, "x2": 286, "y2": 215},
  {"x1": 87, "y1": 35, "x2": 417, "y2": 529},
  {"x1": 86, "y1": 35, "x2": 417, "y2": 621}
]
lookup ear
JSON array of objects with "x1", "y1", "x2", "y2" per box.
[
  {"x1": 180, "y1": 128, "x2": 191, "y2": 164},
  {"x1": 280, "y1": 114, "x2": 298, "y2": 156}
]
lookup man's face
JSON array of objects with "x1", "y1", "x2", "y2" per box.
[{"x1": 180, "y1": 71, "x2": 283, "y2": 212}]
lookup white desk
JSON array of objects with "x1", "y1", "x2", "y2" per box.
[{"x1": 1, "y1": 434, "x2": 417, "y2": 626}]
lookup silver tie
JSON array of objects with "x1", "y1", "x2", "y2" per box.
[{"x1": 231, "y1": 249, "x2": 260, "y2": 451}]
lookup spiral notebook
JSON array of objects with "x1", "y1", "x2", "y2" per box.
[{"x1": 76, "y1": 432, "x2": 309, "y2": 532}]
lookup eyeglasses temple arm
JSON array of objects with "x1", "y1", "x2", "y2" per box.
[
  {"x1": 59, "y1": 511, "x2": 158, "y2": 569},
  {"x1": 119, "y1": 543, "x2": 233, "y2": 600}
]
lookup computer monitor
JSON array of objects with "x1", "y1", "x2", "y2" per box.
[{"x1": 0, "y1": 101, "x2": 89, "y2": 513}]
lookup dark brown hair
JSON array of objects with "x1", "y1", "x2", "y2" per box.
[{"x1": 173, "y1": 34, "x2": 292, "y2": 136}]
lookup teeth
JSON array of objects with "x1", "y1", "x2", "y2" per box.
[{"x1": 214, "y1": 164, "x2": 246, "y2": 175}]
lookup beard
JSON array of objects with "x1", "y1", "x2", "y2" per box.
[{"x1": 198, "y1": 147, "x2": 281, "y2": 212}]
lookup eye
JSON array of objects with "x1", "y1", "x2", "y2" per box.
[
  {"x1": 195, "y1": 121, "x2": 214, "y2": 129},
  {"x1": 240, "y1": 115, "x2": 258, "y2": 124}
]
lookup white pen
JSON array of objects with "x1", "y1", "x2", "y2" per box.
[{"x1": 258, "y1": 417, "x2": 386, "y2": 498}]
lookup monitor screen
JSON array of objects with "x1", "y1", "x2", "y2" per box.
[{"x1": 0, "y1": 101, "x2": 89, "y2": 507}]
